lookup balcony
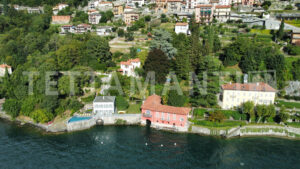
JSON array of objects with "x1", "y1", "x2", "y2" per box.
[{"x1": 143, "y1": 113, "x2": 152, "y2": 118}]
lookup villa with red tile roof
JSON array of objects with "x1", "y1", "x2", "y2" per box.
[
  {"x1": 119, "y1": 58, "x2": 141, "y2": 77},
  {"x1": 221, "y1": 82, "x2": 276, "y2": 109},
  {"x1": 0, "y1": 64, "x2": 12, "y2": 77},
  {"x1": 141, "y1": 95, "x2": 191, "y2": 132},
  {"x1": 175, "y1": 22, "x2": 189, "y2": 35}
]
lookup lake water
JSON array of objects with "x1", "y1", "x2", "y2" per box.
[{"x1": 1, "y1": 119, "x2": 300, "y2": 169}]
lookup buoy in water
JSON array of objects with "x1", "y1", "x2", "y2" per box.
[
  {"x1": 101, "y1": 142, "x2": 103, "y2": 144},
  {"x1": 174, "y1": 143, "x2": 176, "y2": 146},
  {"x1": 145, "y1": 143, "x2": 148, "y2": 146},
  {"x1": 161, "y1": 144, "x2": 163, "y2": 147},
  {"x1": 240, "y1": 162, "x2": 244, "y2": 166}
]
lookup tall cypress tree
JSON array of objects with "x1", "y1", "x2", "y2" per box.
[{"x1": 277, "y1": 19, "x2": 285, "y2": 40}]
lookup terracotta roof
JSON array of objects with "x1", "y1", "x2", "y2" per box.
[
  {"x1": 221, "y1": 82, "x2": 276, "y2": 92},
  {"x1": 196, "y1": 4, "x2": 213, "y2": 8},
  {"x1": 52, "y1": 15, "x2": 71, "y2": 22},
  {"x1": 175, "y1": 22, "x2": 188, "y2": 26},
  {"x1": 120, "y1": 58, "x2": 140, "y2": 65},
  {"x1": 100, "y1": 1, "x2": 112, "y2": 4},
  {"x1": 215, "y1": 5, "x2": 231, "y2": 8},
  {"x1": 77, "y1": 23, "x2": 91, "y2": 28},
  {"x1": 0, "y1": 64, "x2": 11, "y2": 68},
  {"x1": 141, "y1": 95, "x2": 191, "y2": 115}
]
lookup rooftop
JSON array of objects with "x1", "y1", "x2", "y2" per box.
[
  {"x1": 222, "y1": 82, "x2": 276, "y2": 92},
  {"x1": 94, "y1": 96, "x2": 116, "y2": 103},
  {"x1": 141, "y1": 95, "x2": 191, "y2": 115},
  {"x1": 52, "y1": 15, "x2": 71, "y2": 22},
  {"x1": 0, "y1": 64, "x2": 11, "y2": 68},
  {"x1": 120, "y1": 58, "x2": 140, "y2": 65},
  {"x1": 175, "y1": 22, "x2": 188, "y2": 26}
]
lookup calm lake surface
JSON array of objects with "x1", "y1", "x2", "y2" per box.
[{"x1": 1, "y1": 120, "x2": 300, "y2": 169}]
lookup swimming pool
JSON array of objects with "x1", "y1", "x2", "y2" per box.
[{"x1": 68, "y1": 116, "x2": 92, "y2": 123}]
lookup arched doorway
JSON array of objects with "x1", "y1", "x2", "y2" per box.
[{"x1": 146, "y1": 119, "x2": 151, "y2": 127}]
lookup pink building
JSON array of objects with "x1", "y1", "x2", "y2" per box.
[{"x1": 141, "y1": 95, "x2": 191, "y2": 131}]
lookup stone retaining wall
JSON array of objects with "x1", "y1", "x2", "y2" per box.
[{"x1": 191, "y1": 125, "x2": 300, "y2": 139}]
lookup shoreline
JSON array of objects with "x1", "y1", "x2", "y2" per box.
[{"x1": 2, "y1": 112, "x2": 300, "y2": 140}]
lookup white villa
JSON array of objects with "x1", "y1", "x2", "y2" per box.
[
  {"x1": 221, "y1": 82, "x2": 276, "y2": 109},
  {"x1": 175, "y1": 22, "x2": 190, "y2": 35},
  {"x1": 93, "y1": 96, "x2": 116, "y2": 116},
  {"x1": 89, "y1": 12, "x2": 102, "y2": 24},
  {"x1": 96, "y1": 26, "x2": 112, "y2": 36},
  {"x1": 53, "y1": 3, "x2": 69, "y2": 15},
  {"x1": 0, "y1": 64, "x2": 12, "y2": 77},
  {"x1": 119, "y1": 58, "x2": 141, "y2": 77}
]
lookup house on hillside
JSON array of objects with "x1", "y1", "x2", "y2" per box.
[
  {"x1": 221, "y1": 82, "x2": 276, "y2": 109},
  {"x1": 96, "y1": 26, "x2": 113, "y2": 36},
  {"x1": 214, "y1": 5, "x2": 231, "y2": 22},
  {"x1": 93, "y1": 96, "x2": 116, "y2": 116},
  {"x1": 119, "y1": 58, "x2": 141, "y2": 77},
  {"x1": 0, "y1": 64, "x2": 12, "y2": 77},
  {"x1": 175, "y1": 22, "x2": 189, "y2": 34},
  {"x1": 141, "y1": 95, "x2": 191, "y2": 132},
  {"x1": 89, "y1": 12, "x2": 102, "y2": 24},
  {"x1": 195, "y1": 4, "x2": 214, "y2": 24},
  {"x1": 52, "y1": 15, "x2": 71, "y2": 24},
  {"x1": 124, "y1": 11, "x2": 140, "y2": 25}
]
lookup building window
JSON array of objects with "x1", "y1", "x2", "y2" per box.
[
  {"x1": 156, "y1": 112, "x2": 159, "y2": 118},
  {"x1": 180, "y1": 117, "x2": 184, "y2": 122},
  {"x1": 167, "y1": 113, "x2": 170, "y2": 121},
  {"x1": 173, "y1": 114, "x2": 176, "y2": 120},
  {"x1": 145, "y1": 110, "x2": 151, "y2": 115},
  {"x1": 161, "y1": 112, "x2": 164, "y2": 120}
]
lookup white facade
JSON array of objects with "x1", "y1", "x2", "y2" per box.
[
  {"x1": 175, "y1": 23, "x2": 189, "y2": 34},
  {"x1": 93, "y1": 96, "x2": 116, "y2": 117},
  {"x1": 96, "y1": 26, "x2": 112, "y2": 36},
  {"x1": 214, "y1": 6, "x2": 231, "y2": 22},
  {"x1": 221, "y1": 83, "x2": 276, "y2": 109},
  {"x1": 89, "y1": 13, "x2": 102, "y2": 24},
  {"x1": 0, "y1": 64, "x2": 12, "y2": 77},
  {"x1": 218, "y1": 0, "x2": 231, "y2": 5},
  {"x1": 127, "y1": 0, "x2": 145, "y2": 7},
  {"x1": 119, "y1": 58, "x2": 141, "y2": 77}
]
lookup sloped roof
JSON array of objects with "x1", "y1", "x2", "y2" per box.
[
  {"x1": 120, "y1": 58, "x2": 140, "y2": 65},
  {"x1": 94, "y1": 96, "x2": 115, "y2": 103},
  {"x1": 175, "y1": 22, "x2": 188, "y2": 26},
  {"x1": 221, "y1": 82, "x2": 276, "y2": 92},
  {"x1": 0, "y1": 64, "x2": 11, "y2": 68},
  {"x1": 141, "y1": 95, "x2": 191, "y2": 115}
]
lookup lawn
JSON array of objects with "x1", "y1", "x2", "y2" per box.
[
  {"x1": 159, "y1": 23, "x2": 175, "y2": 31},
  {"x1": 276, "y1": 100, "x2": 300, "y2": 109},
  {"x1": 126, "y1": 102, "x2": 142, "y2": 114},
  {"x1": 285, "y1": 20, "x2": 300, "y2": 28},
  {"x1": 287, "y1": 122, "x2": 300, "y2": 128},
  {"x1": 191, "y1": 120, "x2": 246, "y2": 129},
  {"x1": 250, "y1": 29, "x2": 271, "y2": 35}
]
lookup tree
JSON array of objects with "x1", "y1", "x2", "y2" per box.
[
  {"x1": 30, "y1": 109, "x2": 53, "y2": 123},
  {"x1": 144, "y1": 49, "x2": 170, "y2": 84},
  {"x1": 130, "y1": 47, "x2": 137, "y2": 58},
  {"x1": 116, "y1": 96, "x2": 129, "y2": 110},
  {"x1": 277, "y1": 19, "x2": 285, "y2": 40},
  {"x1": 161, "y1": 14, "x2": 168, "y2": 23},
  {"x1": 117, "y1": 28, "x2": 125, "y2": 37},
  {"x1": 242, "y1": 101, "x2": 255, "y2": 122},
  {"x1": 3, "y1": 99, "x2": 20, "y2": 118},
  {"x1": 125, "y1": 31, "x2": 134, "y2": 41},
  {"x1": 167, "y1": 90, "x2": 186, "y2": 107},
  {"x1": 56, "y1": 41, "x2": 82, "y2": 70},
  {"x1": 150, "y1": 29, "x2": 177, "y2": 58},
  {"x1": 255, "y1": 104, "x2": 266, "y2": 123},
  {"x1": 209, "y1": 111, "x2": 226, "y2": 122},
  {"x1": 292, "y1": 59, "x2": 300, "y2": 80}
]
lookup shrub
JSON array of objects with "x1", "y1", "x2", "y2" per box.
[
  {"x1": 30, "y1": 109, "x2": 53, "y2": 123},
  {"x1": 283, "y1": 44, "x2": 300, "y2": 55},
  {"x1": 116, "y1": 96, "x2": 129, "y2": 110},
  {"x1": 208, "y1": 111, "x2": 226, "y2": 122}
]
